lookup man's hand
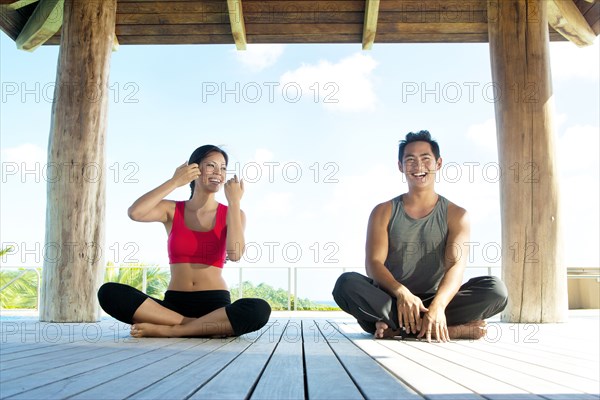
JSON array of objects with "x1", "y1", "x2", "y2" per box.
[
  {"x1": 418, "y1": 304, "x2": 450, "y2": 343},
  {"x1": 396, "y1": 287, "x2": 428, "y2": 335}
]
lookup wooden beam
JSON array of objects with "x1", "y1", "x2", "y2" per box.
[
  {"x1": 4, "y1": 0, "x2": 38, "y2": 10},
  {"x1": 15, "y1": 0, "x2": 63, "y2": 51},
  {"x1": 488, "y1": 0, "x2": 567, "y2": 323},
  {"x1": 227, "y1": 0, "x2": 247, "y2": 50},
  {"x1": 0, "y1": 4, "x2": 28, "y2": 40},
  {"x1": 41, "y1": 0, "x2": 116, "y2": 322},
  {"x1": 362, "y1": 0, "x2": 380, "y2": 50},
  {"x1": 112, "y1": 32, "x2": 119, "y2": 52},
  {"x1": 548, "y1": 0, "x2": 596, "y2": 47}
]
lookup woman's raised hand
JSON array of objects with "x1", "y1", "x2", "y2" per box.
[
  {"x1": 224, "y1": 174, "x2": 244, "y2": 205},
  {"x1": 171, "y1": 161, "x2": 200, "y2": 187}
]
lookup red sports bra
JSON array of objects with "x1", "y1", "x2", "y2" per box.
[{"x1": 167, "y1": 201, "x2": 228, "y2": 268}]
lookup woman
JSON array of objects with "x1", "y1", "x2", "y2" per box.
[{"x1": 98, "y1": 145, "x2": 271, "y2": 338}]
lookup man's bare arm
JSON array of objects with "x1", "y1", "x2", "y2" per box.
[{"x1": 365, "y1": 202, "x2": 400, "y2": 295}]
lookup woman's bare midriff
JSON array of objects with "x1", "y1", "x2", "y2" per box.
[{"x1": 167, "y1": 263, "x2": 228, "y2": 291}]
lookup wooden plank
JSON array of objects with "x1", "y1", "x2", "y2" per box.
[
  {"x1": 116, "y1": 23, "x2": 233, "y2": 35},
  {"x1": 379, "y1": 340, "x2": 544, "y2": 399},
  {"x1": 447, "y1": 341, "x2": 600, "y2": 394},
  {"x1": 115, "y1": 1, "x2": 365, "y2": 15},
  {"x1": 250, "y1": 320, "x2": 305, "y2": 400},
  {"x1": 583, "y1": 2, "x2": 600, "y2": 34},
  {"x1": 379, "y1": 10, "x2": 489, "y2": 23},
  {"x1": 71, "y1": 338, "x2": 235, "y2": 399},
  {"x1": 227, "y1": 0, "x2": 247, "y2": 49},
  {"x1": 303, "y1": 320, "x2": 364, "y2": 400},
  {"x1": 15, "y1": 0, "x2": 63, "y2": 51},
  {"x1": 241, "y1": 0, "x2": 366, "y2": 13},
  {"x1": 2, "y1": 338, "x2": 189, "y2": 398},
  {"x1": 189, "y1": 321, "x2": 283, "y2": 399},
  {"x1": 0, "y1": 319, "x2": 127, "y2": 356},
  {"x1": 10, "y1": 339, "x2": 195, "y2": 399},
  {"x1": 339, "y1": 323, "x2": 482, "y2": 399},
  {"x1": 325, "y1": 320, "x2": 423, "y2": 399},
  {"x1": 1, "y1": 343, "x2": 124, "y2": 377},
  {"x1": 362, "y1": 0, "x2": 380, "y2": 49},
  {"x1": 249, "y1": 22, "x2": 363, "y2": 34},
  {"x1": 249, "y1": 33, "x2": 361, "y2": 43},
  {"x1": 379, "y1": 1, "x2": 488, "y2": 12},
  {"x1": 548, "y1": 0, "x2": 596, "y2": 46},
  {"x1": 376, "y1": 32, "x2": 488, "y2": 42},
  {"x1": 129, "y1": 327, "x2": 267, "y2": 400},
  {"x1": 378, "y1": 22, "x2": 488, "y2": 34},
  {"x1": 105, "y1": 34, "x2": 235, "y2": 45},
  {"x1": 115, "y1": 11, "x2": 367, "y2": 25}
]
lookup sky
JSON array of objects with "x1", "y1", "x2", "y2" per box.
[{"x1": 1, "y1": 31, "x2": 598, "y2": 303}]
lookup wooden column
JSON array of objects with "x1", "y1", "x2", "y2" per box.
[
  {"x1": 488, "y1": 0, "x2": 567, "y2": 323},
  {"x1": 40, "y1": 0, "x2": 116, "y2": 322}
]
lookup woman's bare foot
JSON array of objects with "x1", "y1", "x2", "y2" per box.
[
  {"x1": 374, "y1": 321, "x2": 402, "y2": 339},
  {"x1": 447, "y1": 320, "x2": 487, "y2": 340},
  {"x1": 131, "y1": 323, "x2": 176, "y2": 338}
]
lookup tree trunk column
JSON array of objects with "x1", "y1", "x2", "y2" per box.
[
  {"x1": 488, "y1": 0, "x2": 567, "y2": 323},
  {"x1": 41, "y1": 0, "x2": 116, "y2": 322}
]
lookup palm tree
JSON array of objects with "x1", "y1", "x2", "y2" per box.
[
  {"x1": 0, "y1": 256, "x2": 171, "y2": 309},
  {"x1": 0, "y1": 247, "x2": 39, "y2": 309},
  {"x1": 104, "y1": 262, "x2": 170, "y2": 299}
]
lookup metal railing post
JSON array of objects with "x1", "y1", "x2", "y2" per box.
[
  {"x1": 287, "y1": 267, "x2": 291, "y2": 311},
  {"x1": 142, "y1": 268, "x2": 147, "y2": 293},
  {"x1": 293, "y1": 267, "x2": 298, "y2": 311},
  {"x1": 238, "y1": 267, "x2": 243, "y2": 299}
]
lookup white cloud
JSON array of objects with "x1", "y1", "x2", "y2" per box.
[
  {"x1": 550, "y1": 41, "x2": 599, "y2": 81},
  {"x1": 1, "y1": 143, "x2": 46, "y2": 164},
  {"x1": 280, "y1": 52, "x2": 378, "y2": 112},
  {"x1": 253, "y1": 191, "x2": 293, "y2": 218},
  {"x1": 235, "y1": 44, "x2": 285, "y2": 72},
  {"x1": 555, "y1": 113, "x2": 568, "y2": 131},
  {"x1": 557, "y1": 124, "x2": 600, "y2": 173},
  {"x1": 466, "y1": 118, "x2": 497, "y2": 152},
  {"x1": 253, "y1": 148, "x2": 273, "y2": 164}
]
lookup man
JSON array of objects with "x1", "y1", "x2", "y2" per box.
[{"x1": 333, "y1": 130, "x2": 508, "y2": 342}]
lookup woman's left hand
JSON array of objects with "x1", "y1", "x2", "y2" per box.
[{"x1": 224, "y1": 175, "x2": 244, "y2": 205}]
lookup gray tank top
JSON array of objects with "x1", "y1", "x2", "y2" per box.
[{"x1": 384, "y1": 194, "x2": 449, "y2": 294}]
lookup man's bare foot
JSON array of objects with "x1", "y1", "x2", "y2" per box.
[
  {"x1": 374, "y1": 321, "x2": 402, "y2": 339},
  {"x1": 447, "y1": 320, "x2": 487, "y2": 340},
  {"x1": 131, "y1": 323, "x2": 176, "y2": 338}
]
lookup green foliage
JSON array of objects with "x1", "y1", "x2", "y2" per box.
[
  {"x1": 230, "y1": 280, "x2": 340, "y2": 311},
  {"x1": 1, "y1": 256, "x2": 338, "y2": 311},
  {"x1": 0, "y1": 269, "x2": 40, "y2": 309},
  {"x1": 0, "y1": 246, "x2": 13, "y2": 257},
  {"x1": 0, "y1": 261, "x2": 171, "y2": 309},
  {"x1": 104, "y1": 262, "x2": 170, "y2": 300}
]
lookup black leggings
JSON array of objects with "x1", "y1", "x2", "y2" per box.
[{"x1": 97, "y1": 282, "x2": 271, "y2": 336}]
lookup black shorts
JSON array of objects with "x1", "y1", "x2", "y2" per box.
[{"x1": 98, "y1": 282, "x2": 271, "y2": 336}]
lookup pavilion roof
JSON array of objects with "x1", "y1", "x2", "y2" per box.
[{"x1": 1, "y1": 0, "x2": 598, "y2": 51}]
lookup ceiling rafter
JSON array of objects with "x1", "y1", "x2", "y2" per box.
[
  {"x1": 362, "y1": 0, "x2": 380, "y2": 50},
  {"x1": 548, "y1": 0, "x2": 596, "y2": 47},
  {"x1": 227, "y1": 0, "x2": 247, "y2": 50}
]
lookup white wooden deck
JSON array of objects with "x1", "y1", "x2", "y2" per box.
[{"x1": 0, "y1": 310, "x2": 598, "y2": 400}]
